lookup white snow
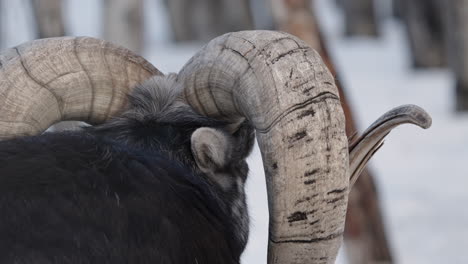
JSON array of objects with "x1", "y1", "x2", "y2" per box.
[
  {"x1": 2, "y1": 0, "x2": 467, "y2": 263},
  {"x1": 315, "y1": 1, "x2": 468, "y2": 263}
]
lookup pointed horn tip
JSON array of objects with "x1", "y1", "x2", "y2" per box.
[{"x1": 396, "y1": 104, "x2": 432, "y2": 129}]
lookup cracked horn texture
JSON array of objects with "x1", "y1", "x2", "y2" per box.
[
  {"x1": 0, "y1": 37, "x2": 161, "y2": 139},
  {"x1": 179, "y1": 30, "x2": 349, "y2": 264}
]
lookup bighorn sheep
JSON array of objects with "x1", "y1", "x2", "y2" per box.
[{"x1": 0, "y1": 31, "x2": 431, "y2": 263}]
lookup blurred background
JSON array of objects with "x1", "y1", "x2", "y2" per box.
[{"x1": 1, "y1": 0, "x2": 467, "y2": 263}]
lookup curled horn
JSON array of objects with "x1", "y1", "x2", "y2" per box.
[
  {"x1": 0, "y1": 37, "x2": 161, "y2": 139},
  {"x1": 178, "y1": 30, "x2": 349, "y2": 263},
  {"x1": 178, "y1": 30, "x2": 431, "y2": 263}
]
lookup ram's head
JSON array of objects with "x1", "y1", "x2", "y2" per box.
[{"x1": 0, "y1": 30, "x2": 431, "y2": 263}]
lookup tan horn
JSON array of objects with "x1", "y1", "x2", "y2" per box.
[
  {"x1": 0, "y1": 37, "x2": 161, "y2": 139},
  {"x1": 348, "y1": 104, "x2": 432, "y2": 187},
  {"x1": 179, "y1": 30, "x2": 349, "y2": 263}
]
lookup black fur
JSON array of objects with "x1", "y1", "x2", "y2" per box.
[{"x1": 0, "y1": 75, "x2": 255, "y2": 264}]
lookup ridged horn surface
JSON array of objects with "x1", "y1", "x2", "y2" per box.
[
  {"x1": 0, "y1": 36, "x2": 161, "y2": 139},
  {"x1": 179, "y1": 30, "x2": 349, "y2": 263}
]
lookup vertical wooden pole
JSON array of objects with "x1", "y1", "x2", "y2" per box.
[
  {"x1": 103, "y1": 0, "x2": 143, "y2": 53},
  {"x1": 443, "y1": 0, "x2": 468, "y2": 111},
  {"x1": 166, "y1": 0, "x2": 253, "y2": 42},
  {"x1": 401, "y1": 0, "x2": 446, "y2": 68},
  {"x1": 30, "y1": 0, "x2": 65, "y2": 38},
  {"x1": 335, "y1": 0, "x2": 342, "y2": 8},
  {"x1": 343, "y1": 0, "x2": 379, "y2": 36},
  {"x1": 392, "y1": 0, "x2": 402, "y2": 19},
  {"x1": 0, "y1": 0, "x2": 3, "y2": 48}
]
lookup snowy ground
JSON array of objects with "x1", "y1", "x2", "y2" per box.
[
  {"x1": 2, "y1": 0, "x2": 467, "y2": 263},
  {"x1": 316, "y1": 1, "x2": 468, "y2": 263}
]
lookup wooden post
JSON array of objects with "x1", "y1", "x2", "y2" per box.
[
  {"x1": 250, "y1": 0, "x2": 275, "y2": 30},
  {"x1": 0, "y1": 0, "x2": 2, "y2": 48},
  {"x1": 103, "y1": 0, "x2": 143, "y2": 53},
  {"x1": 343, "y1": 0, "x2": 379, "y2": 36},
  {"x1": 270, "y1": 1, "x2": 394, "y2": 263},
  {"x1": 166, "y1": 0, "x2": 253, "y2": 42},
  {"x1": 443, "y1": 0, "x2": 468, "y2": 111},
  {"x1": 392, "y1": 0, "x2": 402, "y2": 19},
  {"x1": 30, "y1": 0, "x2": 65, "y2": 38},
  {"x1": 401, "y1": 0, "x2": 446, "y2": 68},
  {"x1": 344, "y1": 170, "x2": 393, "y2": 264},
  {"x1": 335, "y1": 0, "x2": 342, "y2": 8}
]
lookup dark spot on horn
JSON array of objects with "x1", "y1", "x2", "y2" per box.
[
  {"x1": 302, "y1": 86, "x2": 315, "y2": 94},
  {"x1": 272, "y1": 163, "x2": 278, "y2": 169},
  {"x1": 269, "y1": 232, "x2": 343, "y2": 244},
  {"x1": 289, "y1": 130, "x2": 307, "y2": 142},
  {"x1": 292, "y1": 80, "x2": 311, "y2": 91},
  {"x1": 304, "y1": 179, "x2": 316, "y2": 185},
  {"x1": 294, "y1": 196, "x2": 319, "y2": 206},
  {"x1": 326, "y1": 195, "x2": 345, "y2": 204},
  {"x1": 287, "y1": 211, "x2": 308, "y2": 223},
  {"x1": 297, "y1": 109, "x2": 316, "y2": 119},
  {"x1": 304, "y1": 169, "x2": 320, "y2": 177},
  {"x1": 327, "y1": 188, "x2": 347, "y2": 195},
  {"x1": 310, "y1": 220, "x2": 320, "y2": 226}
]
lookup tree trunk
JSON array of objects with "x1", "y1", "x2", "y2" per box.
[
  {"x1": 167, "y1": 0, "x2": 253, "y2": 42},
  {"x1": 0, "y1": 0, "x2": 2, "y2": 48},
  {"x1": 343, "y1": 0, "x2": 379, "y2": 37},
  {"x1": 401, "y1": 0, "x2": 446, "y2": 68},
  {"x1": 270, "y1": 1, "x2": 394, "y2": 263},
  {"x1": 344, "y1": 171, "x2": 393, "y2": 264},
  {"x1": 103, "y1": 0, "x2": 143, "y2": 53},
  {"x1": 392, "y1": 0, "x2": 402, "y2": 19},
  {"x1": 30, "y1": 0, "x2": 65, "y2": 38},
  {"x1": 335, "y1": 0, "x2": 342, "y2": 8},
  {"x1": 250, "y1": 0, "x2": 275, "y2": 29},
  {"x1": 443, "y1": 0, "x2": 468, "y2": 111}
]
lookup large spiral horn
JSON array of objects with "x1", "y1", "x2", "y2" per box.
[
  {"x1": 178, "y1": 30, "x2": 431, "y2": 263},
  {"x1": 178, "y1": 30, "x2": 349, "y2": 263},
  {"x1": 0, "y1": 37, "x2": 161, "y2": 139}
]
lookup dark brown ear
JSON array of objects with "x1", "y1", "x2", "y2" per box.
[{"x1": 191, "y1": 127, "x2": 233, "y2": 173}]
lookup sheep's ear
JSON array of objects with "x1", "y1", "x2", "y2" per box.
[{"x1": 191, "y1": 127, "x2": 233, "y2": 173}]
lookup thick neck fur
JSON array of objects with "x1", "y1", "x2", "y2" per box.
[
  {"x1": 86, "y1": 74, "x2": 253, "y2": 253},
  {"x1": 87, "y1": 74, "x2": 226, "y2": 170}
]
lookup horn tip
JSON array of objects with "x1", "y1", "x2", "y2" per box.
[{"x1": 403, "y1": 104, "x2": 432, "y2": 129}]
